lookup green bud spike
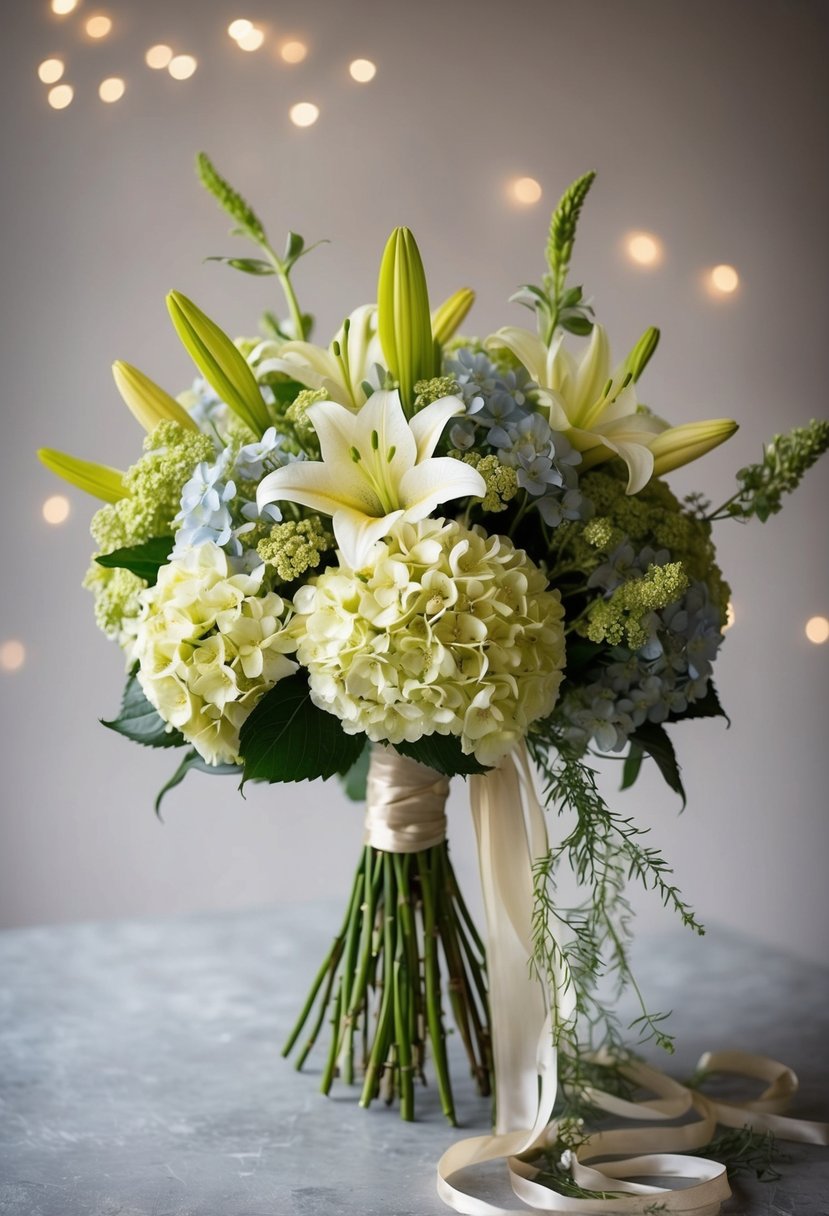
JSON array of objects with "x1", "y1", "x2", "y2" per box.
[
  {"x1": 623, "y1": 327, "x2": 660, "y2": 383},
  {"x1": 432, "y1": 288, "x2": 475, "y2": 346},
  {"x1": 112, "y1": 361, "x2": 198, "y2": 434},
  {"x1": 377, "y1": 227, "x2": 437, "y2": 415},
  {"x1": 38, "y1": 448, "x2": 127, "y2": 503},
  {"x1": 166, "y1": 291, "x2": 272, "y2": 438}
]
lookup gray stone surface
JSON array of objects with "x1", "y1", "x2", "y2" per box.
[{"x1": 0, "y1": 905, "x2": 827, "y2": 1215}]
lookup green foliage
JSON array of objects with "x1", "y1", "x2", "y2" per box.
[
  {"x1": 102, "y1": 674, "x2": 186, "y2": 749},
  {"x1": 394, "y1": 734, "x2": 490, "y2": 778},
  {"x1": 709, "y1": 418, "x2": 829, "y2": 523},
  {"x1": 95, "y1": 536, "x2": 173, "y2": 584},
  {"x1": 238, "y1": 672, "x2": 365, "y2": 784},
  {"x1": 546, "y1": 171, "x2": 596, "y2": 303},
  {"x1": 628, "y1": 722, "x2": 686, "y2": 807},
  {"x1": 341, "y1": 741, "x2": 371, "y2": 802},
  {"x1": 196, "y1": 151, "x2": 267, "y2": 243},
  {"x1": 668, "y1": 681, "x2": 730, "y2": 727},
  {"x1": 155, "y1": 749, "x2": 240, "y2": 817}
]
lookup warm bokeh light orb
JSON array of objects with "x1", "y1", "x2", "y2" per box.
[
  {"x1": 38, "y1": 58, "x2": 65, "y2": 84},
  {"x1": 168, "y1": 55, "x2": 198, "y2": 80},
  {"x1": 709, "y1": 264, "x2": 740, "y2": 295},
  {"x1": 145, "y1": 44, "x2": 173, "y2": 69},
  {"x1": 805, "y1": 615, "x2": 829, "y2": 645},
  {"x1": 0, "y1": 641, "x2": 26, "y2": 672},
  {"x1": 47, "y1": 84, "x2": 74, "y2": 109},
  {"x1": 511, "y1": 176, "x2": 543, "y2": 205},
  {"x1": 99, "y1": 76, "x2": 125, "y2": 103},
  {"x1": 280, "y1": 40, "x2": 308, "y2": 64},
  {"x1": 625, "y1": 231, "x2": 662, "y2": 266},
  {"x1": 227, "y1": 19, "x2": 253, "y2": 40},
  {"x1": 349, "y1": 58, "x2": 377, "y2": 83},
  {"x1": 50, "y1": 0, "x2": 78, "y2": 14},
  {"x1": 289, "y1": 101, "x2": 319, "y2": 127},
  {"x1": 42, "y1": 495, "x2": 71, "y2": 525},
  {"x1": 236, "y1": 27, "x2": 265, "y2": 52},
  {"x1": 85, "y1": 15, "x2": 112, "y2": 39}
]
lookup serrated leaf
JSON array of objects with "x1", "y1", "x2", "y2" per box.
[
  {"x1": 96, "y1": 536, "x2": 173, "y2": 583},
  {"x1": 102, "y1": 674, "x2": 186, "y2": 749},
  {"x1": 238, "y1": 672, "x2": 365, "y2": 784},
  {"x1": 629, "y1": 722, "x2": 685, "y2": 808},
  {"x1": 155, "y1": 749, "x2": 240, "y2": 817},
  {"x1": 341, "y1": 741, "x2": 371, "y2": 802},
  {"x1": 668, "y1": 682, "x2": 730, "y2": 727},
  {"x1": 205, "y1": 256, "x2": 276, "y2": 276},
  {"x1": 394, "y1": 734, "x2": 490, "y2": 778},
  {"x1": 621, "y1": 743, "x2": 644, "y2": 792}
]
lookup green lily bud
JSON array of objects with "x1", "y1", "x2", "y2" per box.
[
  {"x1": 622, "y1": 326, "x2": 660, "y2": 382},
  {"x1": 432, "y1": 288, "x2": 475, "y2": 346},
  {"x1": 377, "y1": 227, "x2": 437, "y2": 415},
  {"x1": 38, "y1": 448, "x2": 127, "y2": 502},
  {"x1": 651, "y1": 419, "x2": 739, "y2": 477},
  {"x1": 166, "y1": 291, "x2": 271, "y2": 437},
  {"x1": 112, "y1": 361, "x2": 198, "y2": 433}
]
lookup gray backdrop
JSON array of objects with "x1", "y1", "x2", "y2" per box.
[{"x1": 1, "y1": 0, "x2": 827, "y2": 964}]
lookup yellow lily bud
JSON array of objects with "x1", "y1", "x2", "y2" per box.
[
  {"x1": 166, "y1": 291, "x2": 271, "y2": 438},
  {"x1": 650, "y1": 419, "x2": 739, "y2": 477},
  {"x1": 432, "y1": 288, "x2": 475, "y2": 346},
  {"x1": 377, "y1": 227, "x2": 437, "y2": 415},
  {"x1": 38, "y1": 448, "x2": 127, "y2": 503},
  {"x1": 112, "y1": 361, "x2": 199, "y2": 433},
  {"x1": 622, "y1": 327, "x2": 660, "y2": 383}
]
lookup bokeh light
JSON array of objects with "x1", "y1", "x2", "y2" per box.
[
  {"x1": 227, "y1": 19, "x2": 253, "y2": 40},
  {"x1": 708, "y1": 264, "x2": 740, "y2": 295},
  {"x1": 625, "y1": 231, "x2": 662, "y2": 267},
  {"x1": 805, "y1": 616, "x2": 829, "y2": 645},
  {"x1": 85, "y1": 15, "x2": 112, "y2": 39},
  {"x1": 511, "y1": 176, "x2": 543, "y2": 205},
  {"x1": 42, "y1": 495, "x2": 71, "y2": 525},
  {"x1": 280, "y1": 40, "x2": 308, "y2": 64},
  {"x1": 236, "y1": 27, "x2": 265, "y2": 52},
  {"x1": 168, "y1": 55, "x2": 198, "y2": 80},
  {"x1": 99, "y1": 77, "x2": 125, "y2": 103},
  {"x1": 38, "y1": 58, "x2": 65, "y2": 84},
  {"x1": 50, "y1": 0, "x2": 78, "y2": 14},
  {"x1": 349, "y1": 58, "x2": 377, "y2": 83},
  {"x1": 145, "y1": 44, "x2": 173, "y2": 70},
  {"x1": 47, "y1": 84, "x2": 74, "y2": 109},
  {"x1": 289, "y1": 101, "x2": 319, "y2": 127},
  {"x1": 0, "y1": 641, "x2": 26, "y2": 672}
]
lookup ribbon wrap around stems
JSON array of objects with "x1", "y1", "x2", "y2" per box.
[
  {"x1": 435, "y1": 743, "x2": 829, "y2": 1214},
  {"x1": 364, "y1": 745, "x2": 450, "y2": 853}
]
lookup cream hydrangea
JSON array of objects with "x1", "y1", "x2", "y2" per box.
[
  {"x1": 292, "y1": 518, "x2": 566, "y2": 766},
  {"x1": 132, "y1": 543, "x2": 297, "y2": 765}
]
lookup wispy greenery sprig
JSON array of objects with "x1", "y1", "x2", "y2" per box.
[
  {"x1": 196, "y1": 152, "x2": 326, "y2": 343},
  {"x1": 706, "y1": 419, "x2": 829, "y2": 523},
  {"x1": 512, "y1": 171, "x2": 597, "y2": 344}
]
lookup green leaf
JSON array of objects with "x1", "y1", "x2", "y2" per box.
[
  {"x1": 341, "y1": 741, "x2": 371, "y2": 802},
  {"x1": 394, "y1": 734, "x2": 490, "y2": 778},
  {"x1": 563, "y1": 640, "x2": 604, "y2": 675},
  {"x1": 96, "y1": 536, "x2": 173, "y2": 583},
  {"x1": 561, "y1": 314, "x2": 594, "y2": 336},
  {"x1": 668, "y1": 681, "x2": 731, "y2": 727},
  {"x1": 629, "y1": 722, "x2": 685, "y2": 808},
  {"x1": 284, "y1": 231, "x2": 304, "y2": 264},
  {"x1": 238, "y1": 672, "x2": 365, "y2": 783},
  {"x1": 196, "y1": 152, "x2": 267, "y2": 243},
  {"x1": 205, "y1": 256, "x2": 276, "y2": 275},
  {"x1": 102, "y1": 675, "x2": 186, "y2": 749},
  {"x1": 620, "y1": 743, "x2": 644, "y2": 792},
  {"x1": 155, "y1": 749, "x2": 240, "y2": 817}
]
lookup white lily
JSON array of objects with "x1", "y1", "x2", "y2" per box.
[
  {"x1": 252, "y1": 304, "x2": 383, "y2": 410},
  {"x1": 257, "y1": 389, "x2": 486, "y2": 569},
  {"x1": 488, "y1": 324, "x2": 736, "y2": 494}
]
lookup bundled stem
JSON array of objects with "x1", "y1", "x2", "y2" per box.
[{"x1": 283, "y1": 841, "x2": 491, "y2": 1123}]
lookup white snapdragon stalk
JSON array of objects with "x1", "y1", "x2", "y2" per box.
[{"x1": 256, "y1": 388, "x2": 486, "y2": 569}]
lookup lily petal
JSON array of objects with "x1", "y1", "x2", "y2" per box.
[
  {"x1": 333, "y1": 506, "x2": 405, "y2": 571},
  {"x1": 409, "y1": 395, "x2": 465, "y2": 461},
  {"x1": 398, "y1": 457, "x2": 486, "y2": 521},
  {"x1": 570, "y1": 324, "x2": 610, "y2": 425},
  {"x1": 486, "y1": 327, "x2": 548, "y2": 384},
  {"x1": 257, "y1": 458, "x2": 382, "y2": 518}
]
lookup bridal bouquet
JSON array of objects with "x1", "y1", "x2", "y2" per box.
[{"x1": 41, "y1": 160, "x2": 828, "y2": 1209}]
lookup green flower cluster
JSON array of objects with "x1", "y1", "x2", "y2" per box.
[
  {"x1": 581, "y1": 561, "x2": 689, "y2": 648},
  {"x1": 83, "y1": 565, "x2": 145, "y2": 642},
  {"x1": 284, "y1": 387, "x2": 327, "y2": 455},
  {"x1": 256, "y1": 515, "x2": 335, "y2": 584},
  {"x1": 413, "y1": 375, "x2": 460, "y2": 410},
  {"x1": 451, "y1": 450, "x2": 519, "y2": 512},
  {"x1": 728, "y1": 419, "x2": 829, "y2": 522}
]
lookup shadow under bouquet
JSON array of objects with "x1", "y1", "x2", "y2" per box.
[{"x1": 40, "y1": 162, "x2": 828, "y2": 1207}]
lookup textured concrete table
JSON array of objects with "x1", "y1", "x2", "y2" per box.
[{"x1": 1, "y1": 906, "x2": 827, "y2": 1215}]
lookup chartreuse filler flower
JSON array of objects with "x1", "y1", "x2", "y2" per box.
[{"x1": 40, "y1": 156, "x2": 828, "y2": 1202}]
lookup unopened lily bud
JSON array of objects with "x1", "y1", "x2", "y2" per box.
[
  {"x1": 432, "y1": 288, "x2": 475, "y2": 346},
  {"x1": 623, "y1": 326, "x2": 660, "y2": 382},
  {"x1": 377, "y1": 227, "x2": 437, "y2": 415},
  {"x1": 112, "y1": 361, "x2": 198, "y2": 433},
  {"x1": 166, "y1": 291, "x2": 271, "y2": 437},
  {"x1": 651, "y1": 419, "x2": 738, "y2": 476},
  {"x1": 38, "y1": 448, "x2": 127, "y2": 502}
]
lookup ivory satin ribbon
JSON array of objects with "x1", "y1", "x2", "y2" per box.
[{"x1": 363, "y1": 744, "x2": 829, "y2": 1213}]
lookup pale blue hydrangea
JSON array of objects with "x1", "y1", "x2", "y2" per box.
[
  {"x1": 172, "y1": 457, "x2": 237, "y2": 557},
  {"x1": 184, "y1": 376, "x2": 233, "y2": 436},
  {"x1": 234, "y1": 427, "x2": 286, "y2": 481}
]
